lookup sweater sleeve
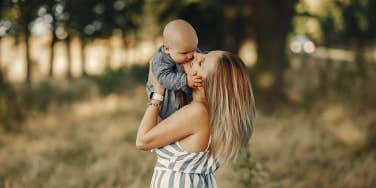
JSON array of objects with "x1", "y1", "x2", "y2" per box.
[{"x1": 151, "y1": 57, "x2": 187, "y2": 91}]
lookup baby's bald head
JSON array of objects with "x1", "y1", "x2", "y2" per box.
[{"x1": 163, "y1": 19, "x2": 198, "y2": 51}]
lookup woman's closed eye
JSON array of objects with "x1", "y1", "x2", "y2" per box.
[
  {"x1": 199, "y1": 57, "x2": 205, "y2": 66},
  {"x1": 191, "y1": 57, "x2": 201, "y2": 67}
]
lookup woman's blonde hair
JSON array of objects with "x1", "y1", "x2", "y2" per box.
[{"x1": 204, "y1": 51, "x2": 256, "y2": 164}]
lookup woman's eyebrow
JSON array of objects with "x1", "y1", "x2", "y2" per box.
[{"x1": 200, "y1": 56, "x2": 205, "y2": 64}]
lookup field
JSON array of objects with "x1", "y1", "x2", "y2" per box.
[{"x1": 0, "y1": 77, "x2": 375, "y2": 187}]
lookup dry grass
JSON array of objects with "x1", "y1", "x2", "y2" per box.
[
  {"x1": 0, "y1": 86, "x2": 375, "y2": 188},
  {"x1": 0, "y1": 86, "x2": 152, "y2": 188}
]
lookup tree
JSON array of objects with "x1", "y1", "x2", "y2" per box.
[
  {"x1": 0, "y1": 23, "x2": 3, "y2": 81},
  {"x1": 46, "y1": 0, "x2": 72, "y2": 79},
  {"x1": 95, "y1": 0, "x2": 144, "y2": 69},
  {"x1": 65, "y1": 0, "x2": 96, "y2": 76},
  {"x1": 0, "y1": 4, "x2": 13, "y2": 82},
  {"x1": 252, "y1": 0, "x2": 298, "y2": 100},
  {"x1": 65, "y1": 0, "x2": 144, "y2": 75},
  {"x1": 154, "y1": 0, "x2": 252, "y2": 53},
  {"x1": 46, "y1": 1, "x2": 58, "y2": 78},
  {"x1": 0, "y1": 0, "x2": 3, "y2": 82},
  {"x1": 154, "y1": 0, "x2": 298, "y2": 100},
  {"x1": 340, "y1": 0, "x2": 376, "y2": 78},
  {"x1": 293, "y1": 0, "x2": 376, "y2": 91},
  {"x1": 5, "y1": 0, "x2": 43, "y2": 84},
  {"x1": 0, "y1": 35, "x2": 3, "y2": 82}
]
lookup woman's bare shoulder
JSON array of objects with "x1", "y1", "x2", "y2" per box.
[
  {"x1": 182, "y1": 102, "x2": 208, "y2": 115},
  {"x1": 178, "y1": 102, "x2": 209, "y2": 125}
]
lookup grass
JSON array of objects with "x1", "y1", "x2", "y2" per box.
[
  {"x1": 0, "y1": 86, "x2": 153, "y2": 188},
  {"x1": 0, "y1": 60, "x2": 375, "y2": 187},
  {"x1": 0, "y1": 64, "x2": 149, "y2": 131},
  {"x1": 0, "y1": 85, "x2": 375, "y2": 188}
]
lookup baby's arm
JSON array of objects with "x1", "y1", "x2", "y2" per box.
[{"x1": 151, "y1": 59, "x2": 187, "y2": 91}]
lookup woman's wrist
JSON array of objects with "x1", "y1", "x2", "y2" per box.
[{"x1": 155, "y1": 88, "x2": 165, "y2": 96}]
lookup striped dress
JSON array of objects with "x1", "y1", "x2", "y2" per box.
[{"x1": 150, "y1": 140, "x2": 220, "y2": 188}]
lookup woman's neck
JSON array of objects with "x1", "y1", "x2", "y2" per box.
[{"x1": 192, "y1": 88, "x2": 207, "y2": 104}]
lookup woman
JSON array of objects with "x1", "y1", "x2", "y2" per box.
[{"x1": 136, "y1": 51, "x2": 256, "y2": 187}]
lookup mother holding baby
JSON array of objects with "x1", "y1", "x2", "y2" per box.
[{"x1": 136, "y1": 20, "x2": 256, "y2": 188}]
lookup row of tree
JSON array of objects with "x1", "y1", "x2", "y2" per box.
[
  {"x1": 146, "y1": 0, "x2": 376, "y2": 98},
  {"x1": 1, "y1": 0, "x2": 375, "y2": 98},
  {"x1": 0, "y1": 0, "x2": 144, "y2": 84}
]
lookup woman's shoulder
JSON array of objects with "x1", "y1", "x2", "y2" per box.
[
  {"x1": 179, "y1": 102, "x2": 209, "y2": 123},
  {"x1": 184, "y1": 102, "x2": 208, "y2": 114}
]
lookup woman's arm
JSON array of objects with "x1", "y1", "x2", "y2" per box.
[
  {"x1": 136, "y1": 66, "x2": 207, "y2": 150},
  {"x1": 136, "y1": 102, "x2": 207, "y2": 151}
]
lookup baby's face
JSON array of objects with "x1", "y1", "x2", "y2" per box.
[{"x1": 164, "y1": 41, "x2": 197, "y2": 64}]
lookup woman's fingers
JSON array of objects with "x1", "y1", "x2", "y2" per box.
[
  {"x1": 194, "y1": 82, "x2": 203, "y2": 87},
  {"x1": 193, "y1": 75, "x2": 203, "y2": 87},
  {"x1": 194, "y1": 77, "x2": 202, "y2": 82}
]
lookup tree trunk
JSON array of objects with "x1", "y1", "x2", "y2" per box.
[
  {"x1": 80, "y1": 39, "x2": 87, "y2": 76},
  {"x1": 25, "y1": 32, "x2": 32, "y2": 84},
  {"x1": 105, "y1": 38, "x2": 112, "y2": 71},
  {"x1": 252, "y1": 0, "x2": 298, "y2": 100},
  {"x1": 49, "y1": 31, "x2": 57, "y2": 78},
  {"x1": 0, "y1": 36, "x2": 3, "y2": 82},
  {"x1": 122, "y1": 30, "x2": 128, "y2": 65},
  {"x1": 66, "y1": 34, "x2": 72, "y2": 79}
]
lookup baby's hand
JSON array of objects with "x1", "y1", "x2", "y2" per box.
[{"x1": 187, "y1": 71, "x2": 203, "y2": 88}]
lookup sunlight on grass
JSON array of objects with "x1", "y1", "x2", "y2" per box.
[{"x1": 321, "y1": 104, "x2": 367, "y2": 147}]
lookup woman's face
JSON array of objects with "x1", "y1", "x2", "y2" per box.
[{"x1": 185, "y1": 51, "x2": 222, "y2": 79}]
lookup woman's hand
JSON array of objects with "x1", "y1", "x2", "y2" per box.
[{"x1": 149, "y1": 63, "x2": 165, "y2": 95}]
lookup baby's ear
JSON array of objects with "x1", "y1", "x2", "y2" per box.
[{"x1": 163, "y1": 44, "x2": 169, "y2": 53}]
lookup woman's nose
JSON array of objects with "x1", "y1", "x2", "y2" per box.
[
  {"x1": 193, "y1": 52, "x2": 204, "y2": 61},
  {"x1": 194, "y1": 52, "x2": 205, "y2": 59},
  {"x1": 187, "y1": 53, "x2": 193, "y2": 59},
  {"x1": 193, "y1": 52, "x2": 199, "y2": 58}
]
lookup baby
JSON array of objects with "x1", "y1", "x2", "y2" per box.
[{"x1": 146, "y1": 19, "x2": 203, "y2": 119}]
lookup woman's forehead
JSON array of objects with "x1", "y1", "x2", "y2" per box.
[{"x1": 203, "y1": 51, "x2": 222, "y2": 71}]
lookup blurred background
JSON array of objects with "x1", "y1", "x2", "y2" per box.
[{"x1": 0, "y1": 0, "x2": 375, "y2": 187}]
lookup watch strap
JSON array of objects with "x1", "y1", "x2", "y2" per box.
[{"x1": 151, "y1": 92, "x2": 164, "y2": 101}]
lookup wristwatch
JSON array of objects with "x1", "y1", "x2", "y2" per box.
[{"x1": 149, "y1": 92, "x2": 164, "y2": 101}]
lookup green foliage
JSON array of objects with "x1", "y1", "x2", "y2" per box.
[
  {"x1": 153, "y1": 0, "x2": 253, "y2": 52},
  {"x1": 87, "y1": 64, "x2": 148, "y2": 95},
  {"x1": 65, "y1": 0, "x2": 144, "y2": 41},
  {"x1": 0, "y1": 80, "x2": 25, "y2": 131},
  {"x1": 364, "y1": 122, "x2": 376, "y2": 153},
  {"x1": 42, "y1": 139, "x2": 94, "y2": 166},
  {"x1": 0, "y1": 64, "x2": 149, "y2": 131},
  {"x1": 233, "y1": 150, "x2": 268, "y2": 187},
  {"x1": 0, "y1": 77, "x2": 99, "y2": 131},
  {"x1": 293, "y1": 0, "x2": 376, "y2": 46}
]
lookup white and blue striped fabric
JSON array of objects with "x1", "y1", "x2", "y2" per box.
[{"x1": 150, "y1": 141, "x2": 220, "y2": 188}]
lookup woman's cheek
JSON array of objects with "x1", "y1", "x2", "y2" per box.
[{"x1": 191, "y1": 63, "x2": 199, "y2": 72}]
